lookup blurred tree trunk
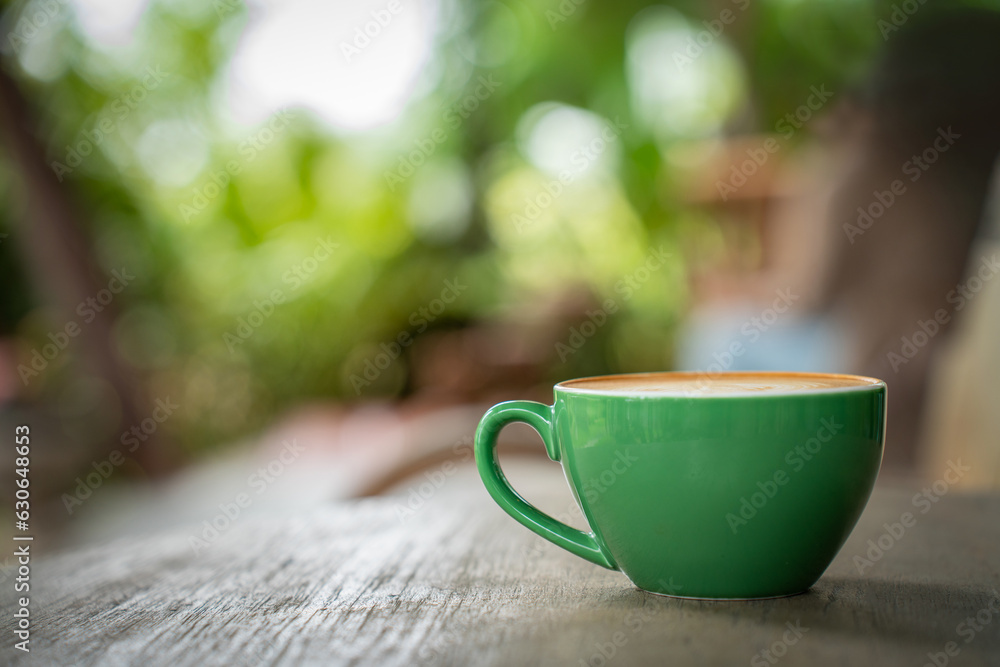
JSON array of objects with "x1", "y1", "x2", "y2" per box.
[{"x1": 0, "y1": 61, "x2": 174, "y2": 479}]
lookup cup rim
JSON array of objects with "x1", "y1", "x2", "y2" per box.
[{"x1": 554, "y1": 370, "x2": 886, "y2": 398}]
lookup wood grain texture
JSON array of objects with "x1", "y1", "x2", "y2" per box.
[{"x1": 2, "y1": 469, "x2": 999, "y2": 667}]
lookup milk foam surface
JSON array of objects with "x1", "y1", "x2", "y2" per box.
[{"x1": 558, "y1": 373, "x2": 882, "y2": 395}]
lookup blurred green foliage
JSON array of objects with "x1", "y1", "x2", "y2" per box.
[{"x1": 0, "y1": 0, "x2": 945, "y2": 452}]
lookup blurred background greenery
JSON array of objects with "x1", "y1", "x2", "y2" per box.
[{"x1": 0, "y1": 0, "x2": 991, "y2": 491}]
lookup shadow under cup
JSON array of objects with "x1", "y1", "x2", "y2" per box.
[{"x1": 474, "y1": 371, "x2": 887, "y2": 600}]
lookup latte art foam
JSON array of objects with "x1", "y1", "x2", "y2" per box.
[{"x1": 557, "y1": 372, "x2": 882, "y2": 396}]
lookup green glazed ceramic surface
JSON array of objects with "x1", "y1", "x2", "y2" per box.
[{"x1": 474, "y1": 371, "x2": 886, "y2": 599}]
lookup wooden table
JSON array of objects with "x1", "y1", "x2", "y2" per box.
[{"x1": 3, "y1": 464, "x2": 999, "y2": 666}]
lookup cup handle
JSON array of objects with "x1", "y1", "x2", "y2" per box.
[{"x1": 474, "y1": 400, "x2": 618, "y2": 570}]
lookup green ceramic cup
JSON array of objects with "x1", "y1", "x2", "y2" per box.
[{"x1": 474, "y1": 371, "x2": 886, "y2": 599}]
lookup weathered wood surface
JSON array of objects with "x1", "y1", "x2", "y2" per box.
[{"x1": 2, "y1": 465, "x2": 999, "y2": 667}]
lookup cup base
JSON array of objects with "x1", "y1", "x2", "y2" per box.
[{"x1": 637, "y1": 586, "x2": 810, "y2": 601}]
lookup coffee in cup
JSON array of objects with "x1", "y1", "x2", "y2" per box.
[{"x1": 474, "y1": 371, "x2": 886, "y2": 599}]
